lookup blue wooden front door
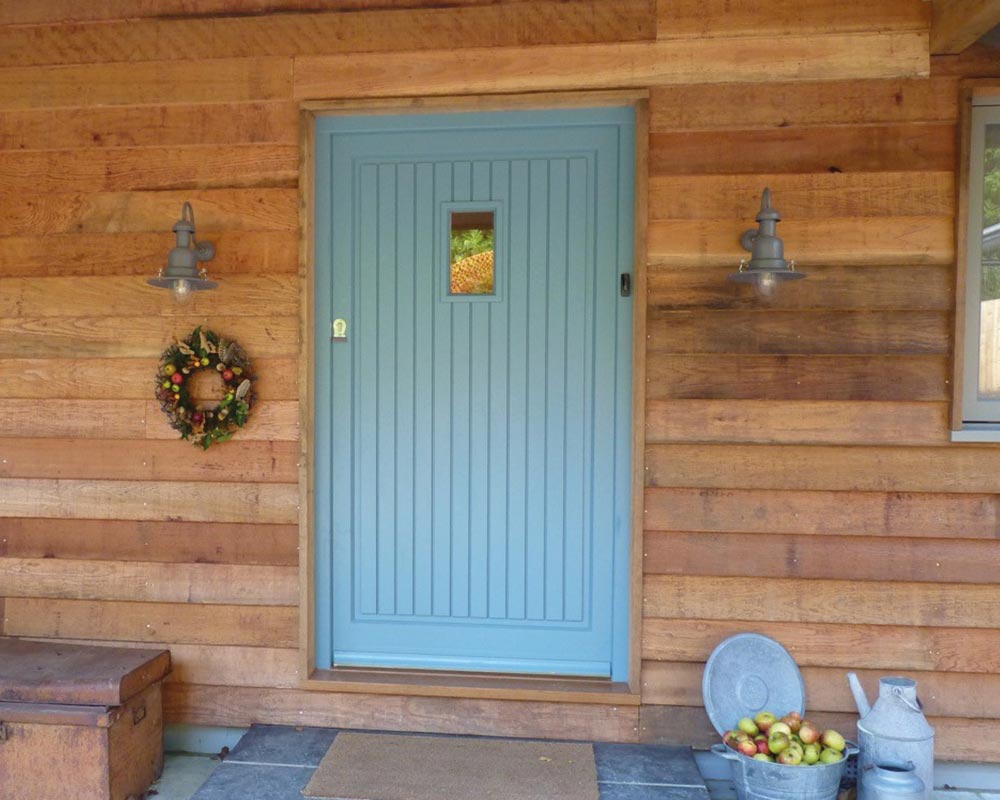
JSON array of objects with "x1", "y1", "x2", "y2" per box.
[{"x1": 314, "y1": 107, "x2": 634, "y2": 679}]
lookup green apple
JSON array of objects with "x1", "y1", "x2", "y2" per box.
[
  {"x1": 769, "y1": 722, "x2": 792, "y2": 738},
  {"x1": 768, "y1": 732, "x2": 790, "y2": 754},
  {"x1": 802, "y1": 743, "x2": 821, "y2": 765},
  {"x1": 821, "y1": 730, "x2": 846, "y2": 752},
  {"x1": 738, "y1": 717, "x2": 760, "y2": 736},
  {"x1": 778, "y1": 748, "x2": 803, "y2": 766},
  {"x1": 753, "y1": 753, "x2": 774, "y2": 762},
  {"x1": 819, "y1": 748, "x2": 844, "y2": 764}
]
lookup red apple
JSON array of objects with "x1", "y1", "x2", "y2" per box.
[
  {"x1": 798, "y1": 722, "x2": 820, "y2": 745},
  {"x1": 737, "y1": 740, "x2": 758, "y2": 758},
  {"x1": 781, "y1": 713, "x2": 802, "y2": 734},
  {"x1": 756, "y1": 738, "x2": 771, "y2": 755}
]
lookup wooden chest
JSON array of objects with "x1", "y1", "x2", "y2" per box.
[{"x1": 0, "y1": 639, "x2": 171, "y2": 800}]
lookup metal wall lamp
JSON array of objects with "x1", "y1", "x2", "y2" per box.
[
  {"x1": 148, "y1": 202, "x2": 217, "y2": 304},
  {"x1": 729, "y1": 188, "x2": 806, "y2": 298}
]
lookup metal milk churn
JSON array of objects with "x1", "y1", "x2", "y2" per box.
[
  {"x1": 847, "y1": 674, "x2": 935, "y2": 800},
  {"x1": 860, "y1": 761, "x2": 925, "y2": 800}
]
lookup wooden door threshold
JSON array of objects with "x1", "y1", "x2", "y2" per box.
[{"x1": 301, "y1": 667, "x2": 640, "y2": 706}]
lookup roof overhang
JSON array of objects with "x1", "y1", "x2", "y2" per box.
[{"x1": 931, "y1": 0, "x2": 1000, "y2": 54}]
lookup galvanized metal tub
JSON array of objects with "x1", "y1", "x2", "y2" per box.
[{"x1": 712, "y1": 742, "x2": 859, "y2": 800}]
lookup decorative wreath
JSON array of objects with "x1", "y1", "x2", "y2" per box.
[{"x1": 155, "y1": 327, "x2": 255, "y2": 449}]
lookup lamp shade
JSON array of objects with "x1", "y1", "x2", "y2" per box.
[
  {"x1": 148, "y1": 202, "x2": 217, "y2": 302},
  {"x1": 729, "y1": 188, "x2": 805, "y2": 297}
]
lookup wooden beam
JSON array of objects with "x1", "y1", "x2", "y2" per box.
[
  {"x1": 931, "y1": 0, "x2": 1000, "y2": 54},
  {"x1": 294, "y1": 33, "x2": 929, "y2": 99}
]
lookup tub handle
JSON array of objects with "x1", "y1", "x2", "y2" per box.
[{"x1": 712, "y1": 743, "x2": 740, "y2": 761}]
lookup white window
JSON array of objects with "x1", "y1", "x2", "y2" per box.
[{"x1": 956, "y1": 93, "x2": 1000, "y2": 439}]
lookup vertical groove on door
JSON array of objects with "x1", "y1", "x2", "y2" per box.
[
  {"x1": 566, "y1": 157, "x2": 589, "y2": 622},
  {"x1": 413, "y1": 162, "x2": 433, "y2": 618},
  {"x1": 507, "y1": 158, "x2": 528, "y2": 622},
  {"x1": 431, "y1": 161, "x2": 452, "y2": 618}
]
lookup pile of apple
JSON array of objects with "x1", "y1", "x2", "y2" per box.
[{"x1": 723, "y1": 711, "x2": 847, "y2": 766}]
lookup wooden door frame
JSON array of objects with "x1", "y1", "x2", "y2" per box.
[{"x1": 298, "y1": 90, "x2": 649, "y2": 701}]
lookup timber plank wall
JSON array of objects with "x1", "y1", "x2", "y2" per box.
[{"x1": 0, "y1": 0, "x2": 998, "y2": 759}]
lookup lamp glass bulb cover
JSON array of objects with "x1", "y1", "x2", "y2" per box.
[
  {"x1": 171, "y1": 278, "x2": 194, "y2": 304},
  {"x1": 754, "y1": 271, "x2": 778, "y2": 298}
]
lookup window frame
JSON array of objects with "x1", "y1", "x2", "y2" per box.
[{"x1": 953, "y1": 85, "x2": 1000, "y2": 440}]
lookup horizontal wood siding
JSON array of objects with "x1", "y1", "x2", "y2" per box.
[
  {"x1": 641, "y1": 36, "x2": 1000, "y2": 761},
  {"x1": 0, "y1": 0, "x2": 995, "y2": 761}
]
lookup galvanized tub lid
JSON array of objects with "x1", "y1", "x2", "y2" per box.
[{"x1": 702, "y1": 633, "x2": 805, "y2": 735}]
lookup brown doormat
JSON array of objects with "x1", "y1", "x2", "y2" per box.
[{"x1": 303, "y1": 732, "x2": 599, "y2": 800}]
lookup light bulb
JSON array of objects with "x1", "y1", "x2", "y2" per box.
[
  {"x1": 754, "y1": 271, "x2": 778, "y2": 298},
  {"x1": 171, "y1": 278, "x2": 193, "y2": 304}
]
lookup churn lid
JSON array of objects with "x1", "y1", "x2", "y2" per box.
[{"x1": 702, "y1": 633, "x2": 806, "y2": 735}]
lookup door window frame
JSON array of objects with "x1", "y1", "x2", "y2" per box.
[{"x1": 298, "y1": 91, "x2": 649, "y2": 699}]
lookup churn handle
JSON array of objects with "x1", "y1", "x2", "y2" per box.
[{"x1": 891, "y1": 685, "x2": 924, "y2": 712}]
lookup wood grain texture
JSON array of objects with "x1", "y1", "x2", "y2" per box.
[
  {"x1": 647, "y1": 264, "x2": 953, "y2": 311},
  {"x1": 0, "y1": 357, "x2": 297, "y2": 400},
  {"x1": 0, "y1": 438, "x2": 298, "y2": 482},
  {"x1": 643, "y1": 575, "x2": 1000, "y2": 628},
  {"x1": 657, "y1": 0, "x2": 929, "y2": 39},
  {"x1": 650, "y1": 123, "x2": 953, "y2": 175},
  {"x1": 650, "y1": 76, "x2": 959, "y2": 130},
  {"x1": 647, "y1": 217, "x2": 954, "y2": 267},
  {"x1": 0, "y1": 316, "x2": 298, "y2": 358},
  {"x1": 643, "y1": 531, "x2": 1000, "y2": 584},
  {"x1": 645, "y1": 399, "x2": 949, "y2": 445},
  {"x1": 0, "y1": 57, "x2": 292, "y2": 110},
  {"x1": 21, "y1": 639, "x2": 301, "y2": 689},
  {"x1": 0, "y1": 478, "x2": 298, "y2": 524},
  {"x1": 164, "y1": 683, "x2": 641, "y2": 742},
  {"x1": 646, "y1": 354, "x2": 950, "y2": 401},
  {"x1": 644, "y1": 487, "x2": 1000, "y2": 538},
  {"x1": 0, "y1": 145, "x2": 297, "y2": 193},
  {"x1": 646, "y1": 443, "x2": 1000, "y2": 493},
  {"x1": 649, "y1": 172, "x2": 953, "y2": 220},
  {"x1": 931, "y1": 43, "x2": 1000, "y2": 77},
  {"x1": 641, "y1": 662, "x2": 1000, "y2": 719},
  {"x1": 0, "y1": 102, "x2": 298, "y2": 151},
  {"x1": 294, "y1": 34, "x2": 929, "y2": 100},
  {"x1": 0, "y1": 518, "x2": 298, "y2": 566},
  {"x1": 0, "y1": 0, "x2": 570, "y2": 26},
  {"x1": 0, "y1": 189, "x2": 297, "y2": 236},
  {"x1": 640, "y1": 618, "x2": 1000, "y2": 673},
  {"x1": 3, "y1": 597, "x2": 298, "y2": 647},
  {"x1": 0, "y1": 231, "x2": 299, "y2": 278},
  {"x1": 646, "y1": 310, "x2": 950, "y2": 355},
  {"x1": 0, "y1": 558, "x2": 297, "y2": 605},
  {"x1": 0, "y1": 1, "x2": 654, "y2": 67}
]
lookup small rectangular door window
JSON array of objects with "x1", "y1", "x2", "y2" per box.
[{"x1": 450, "y1": 209, "x2": 495, "y2": 295}]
